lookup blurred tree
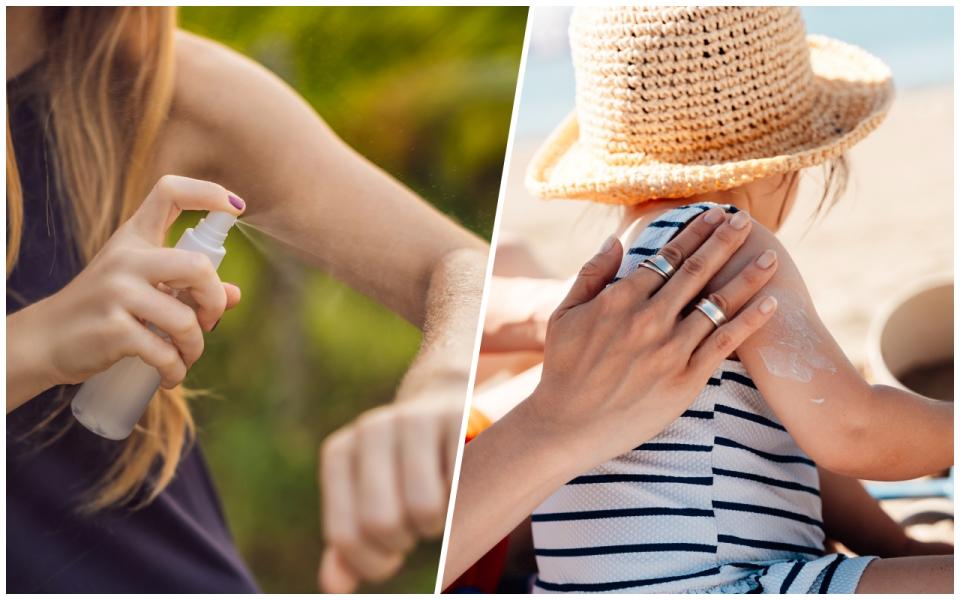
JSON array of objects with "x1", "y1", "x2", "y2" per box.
[{"x1": 174, "y1": 6, "x2": 526, "y2": 593}]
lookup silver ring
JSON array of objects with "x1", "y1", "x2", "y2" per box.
[
  {"x1": 639, "y1": 254, "x2": 676, "y2": 281},
  {"x1": 695, "y1": 298, "x2": 728, "y2": 328}
]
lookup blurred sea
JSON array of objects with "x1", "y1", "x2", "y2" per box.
[{"x1": 518, "y1": 6, "x2": 954, "y2": 136}]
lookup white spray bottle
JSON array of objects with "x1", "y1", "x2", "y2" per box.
[{"x1": 71, "y1": 211, "x2": 238, "y2": 440}]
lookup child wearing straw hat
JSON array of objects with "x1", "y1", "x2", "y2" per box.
[{"x1": 524, "y1": 7, "x2": 952, "y2": 593}]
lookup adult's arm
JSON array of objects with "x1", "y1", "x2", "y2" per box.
[
  {"x1": 157, "y1": 32, "x2": 493, "y2": 591},
  {"x1": 444, "y1": 208, "x2": 781, "y2": 586},
  {"x1": 158, "y1": 31, "x2": 487, "y2": 330}
]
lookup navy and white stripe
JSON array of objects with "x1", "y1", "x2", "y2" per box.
[{"x1": 530, "y1": 204, "x2": 872, "y2": 594}]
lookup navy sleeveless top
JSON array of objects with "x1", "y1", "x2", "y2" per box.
[{"x1": 6, "y1": 63, "x2": 259, "y2": 593}]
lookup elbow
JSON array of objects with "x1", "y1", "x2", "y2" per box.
[
  {"x1": 812, "y1": 410, "x2": 883, "y2": 478},
  {"x1": 814, "y1": 426, "x2": 871, "y2": 478},
  {"x1": 811, "y1": 389, "x2": 878, "y2": 478}
]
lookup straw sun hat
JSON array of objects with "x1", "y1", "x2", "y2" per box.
[{"x1": 526, "y1": 6, "x2": 894, "y2": 204}]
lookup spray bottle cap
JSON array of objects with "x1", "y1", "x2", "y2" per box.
[{"x1": 193, "y1": 211, "x2": 237, "y2": 247}]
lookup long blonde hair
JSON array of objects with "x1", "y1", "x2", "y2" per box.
[{"x1": 7, "y1": 7, "x2": 192, "y2": 512}]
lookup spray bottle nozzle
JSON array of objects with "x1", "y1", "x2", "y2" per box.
[{"x1": 193, "y1": 211, "x2": 237, "y2": 246}]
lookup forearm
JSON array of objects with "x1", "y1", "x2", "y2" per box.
[
  {"x1": 442, "y1": 397, "x2": 575, "y2": 588},
  {"x1": 750, "y1": 364, "x2": 953, "y2": 480},
  {"x1": 845, "y1": 385, "x2": 953, "y2": 479},
  {"x1": 395, "y1": 247, "x2": 487, "y2": 402},
  {"x1": 6, "y1": 303, "x2": 57, "y2": 412},
  {"x1": 734, "y1": 284, "x2": 951, "y2": 479}
]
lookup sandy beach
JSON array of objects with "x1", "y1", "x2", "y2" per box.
[{"x1": 494, "y1": 85, "x2": 953, "y2": 370}]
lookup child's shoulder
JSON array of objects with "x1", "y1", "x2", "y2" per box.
[
  {"x1": 623, "y1": 203, "x2": 808, "y2": 303},
  {"x1": 703, "y1": 213, "x2": 807, "y2": 305}
]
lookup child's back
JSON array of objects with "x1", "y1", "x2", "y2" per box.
[{"x1": 530, "y1": 203, "x2": 873, "y2": 594}]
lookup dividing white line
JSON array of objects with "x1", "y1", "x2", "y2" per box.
[{"x1": 433, "y1": 6, "x2": 536, "y2": 593}]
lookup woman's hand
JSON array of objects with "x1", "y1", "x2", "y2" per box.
[
  {"x1": 6, "y1": 175, "x2": 245, "y2": 412},
  {"x1": 443, "y1": 207, "x2": 781, "y2": 586},
  {"x1": 529, "y1": 208, "x2": 780, "y2": 469},
  {"x1": 317, "y1": 370, "x2": 464, "y2": 593}
]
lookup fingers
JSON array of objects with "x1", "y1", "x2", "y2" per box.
[
  {"x1": 318, "y1": 548, "x2": 360, "y2": 594},
  {"x1": 398, "y1": 406, "x2": 447, "y2": 537},
  {"x1": 621, "y1": 206, "x2": 726, "y2": 298},
  {"x1": 688, "y1": 294, "x2": 779, "y2": 378},
  {"x1": 554, "y1": 235, "x2": 623, "y2": 317},
  {"x1": 209, "y1": 283, "x2": 241, "y2": 331},
  {"x1": 320, "y1": 428, "x2": 405, "y2": 586},
  {"x1": 355, "y1": 409, "x2": 417, "y2": 554},
  {"x1": 125, "y1": 287, "x2": 205, "y2": 367},
  {"x1": 128, "y1": 175, "x2": 245, "y2": 243},
  {"x1": 130, "y1": 248, "x2": 227, "y2": 331},
  {"x1": 654, "y1": 210, "x2": 754, "y2": 315},
  {"x1": 223, "y1": 282, "x2": 242, "y2": 311},
  {"x1": 319, "y1": 404, "x2": 459, "y2": 589},
  {"x1": 675, "y1": 249, "x2": 779, "y2": 353},
  {"x1": 116, "y1": 313, "x2": 187, "y2": 387}
]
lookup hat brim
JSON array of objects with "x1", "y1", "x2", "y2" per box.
[{"x1": 526, "y1": 35, "x2": 894, "y2": 205}]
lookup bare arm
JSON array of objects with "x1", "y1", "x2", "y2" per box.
[
  {"x1": 819, "y1": 468, "x2": 915, "y2": 557},
  {"x1": 701, "y1": 221, "x2": 952, "y2": 480},
  {"x1": 159, "y1": 31, "x2": 486, "y2": 329},
  {"x1": 445, "y1": 208, "x2": 781, "y2": 586},
  {"x1": 444, "y1": 397, "x2": 578, "y2": 588},
  {"x1": 157, "y1": 33, "x2": 494, "y2": 591}
]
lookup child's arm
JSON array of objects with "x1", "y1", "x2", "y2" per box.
[
  {"x1": 700, "y1": 221, "x2": 952, "y2": 480},
  {"x1": 819, "y1": 468, "x2": 952, "y2": 557}
]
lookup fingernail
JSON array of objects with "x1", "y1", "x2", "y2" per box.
[
  {"x1": 703, "y1": 207, "x2": 723, "y2": 224},
  {"x1": 211, "y1": 318, "x2": 221, "y2": 332},
  {"x1": 755, "y1": 249, "x2": 777, "y2": 269},
  {"x1": 228, "y1": 194, "x2": 245, "y2": 211},
  {"x1": 759, "y1": 295, "x2": 778, "y2": 314},
  {"x1": 599, "y1": 235, "x2": 617, "y2": 254},
  {"x1": 730, "y1": 211, "x2": 750, "y2": 230}
]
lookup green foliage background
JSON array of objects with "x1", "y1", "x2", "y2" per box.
[{"x1": 175, "y1": 7, "x2": 526, "y2": 593}]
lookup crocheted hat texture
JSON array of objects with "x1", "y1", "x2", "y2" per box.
[{"x1": 526, "y1": 6, "x2": 893, "y2": 204}]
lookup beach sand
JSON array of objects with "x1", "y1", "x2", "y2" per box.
[{"x1": 490, "y1": 85, "x2": 954, "y2": 544}]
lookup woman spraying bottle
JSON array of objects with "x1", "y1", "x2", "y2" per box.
[{"x1": 7, "y1": 6, "x2": 484, "y2": 592}]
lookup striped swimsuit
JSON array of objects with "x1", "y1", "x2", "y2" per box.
[{"x1": 530, "y1": 204, "x2": 875, "y2": 594}]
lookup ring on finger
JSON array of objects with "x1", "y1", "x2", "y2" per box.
[
  {"x1": 638, "y1": 254, "x2": 676, "y2": 281},
  {"x1": 694, "y1": 297, "x2": 728, "y2": 328}
]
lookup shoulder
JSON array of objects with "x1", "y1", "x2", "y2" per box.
[
  {"x1": 700, "y1": 213, "x2": 811, "y2": 313},
  {"x1": 171, "y1": 30, "x2": 286, "y2": 121},
  {"x1": 627, "y1": 206, "x2": 807, "y2": 297},
  {"x1": 153, "y1": 30, "x2": 321, "y2": 181}
]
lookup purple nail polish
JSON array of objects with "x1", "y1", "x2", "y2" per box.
[{"x1": 228, "y1": 194, "x2": 245, "y2": 211}]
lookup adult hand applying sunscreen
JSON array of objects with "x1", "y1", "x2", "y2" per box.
[{"x1": 6, "y1": 175, "x2": 245, "y2": 414}]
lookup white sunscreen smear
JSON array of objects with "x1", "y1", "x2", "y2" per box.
[
  {"x1": 756, "y1": 288, "x2": 836, "y2": 383},
  {"x1": 71, "y1": 211, "x2": 237, "y2": 440}
]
